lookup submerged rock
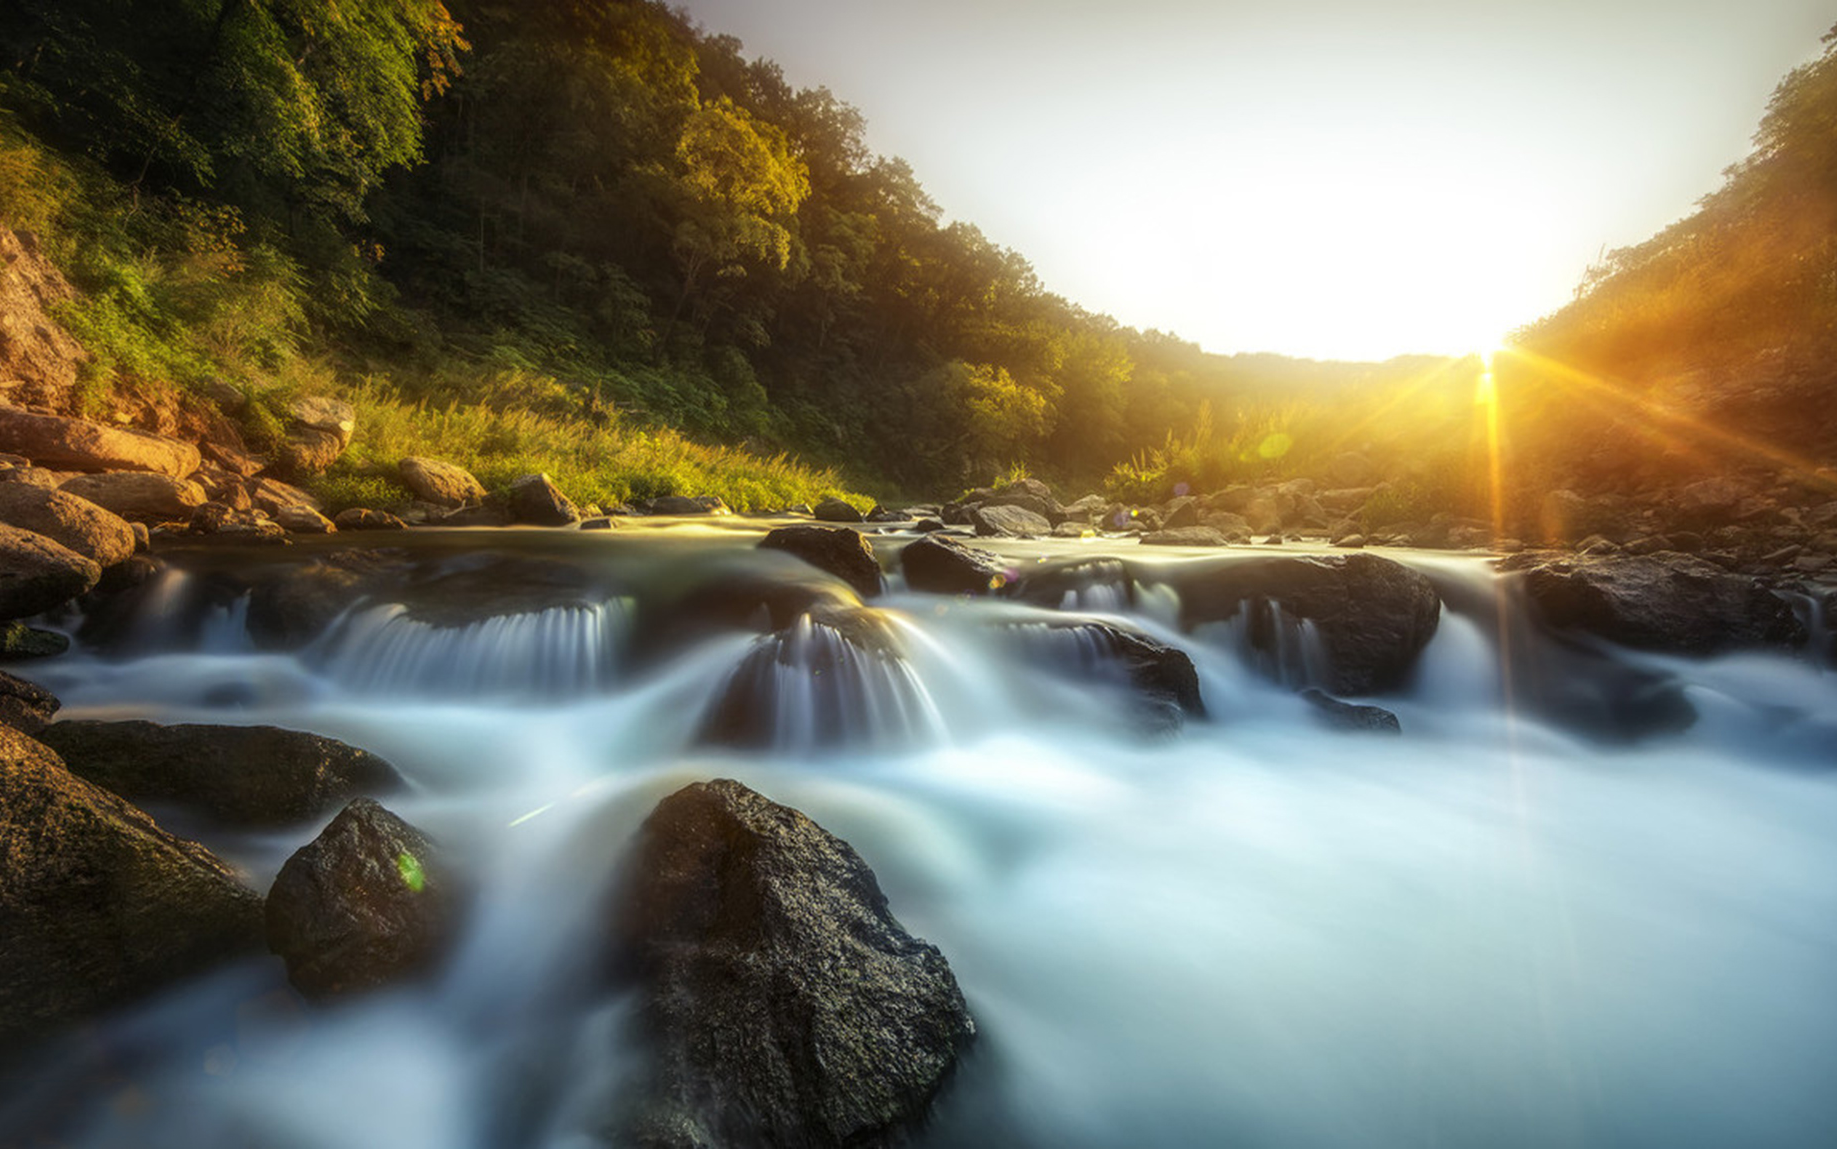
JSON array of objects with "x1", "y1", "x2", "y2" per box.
[
  {"x1": 37, "y1": 720, "x2": 402, "y2": 827},
  {"x1": 1007, "y1": 620, "x2": 1206, "y2": 732},
  {"x1": 759, "y1": 525, "x2": 884, "y2": 599},
  {"x1": 265, "y1": 798, "x2": 454, "y2": 1000},
  {"x1": 900, "y1": 533, "x2": 1009, "y2": 595},
  {"x1": 0, "y1": 724, "x2": 263, "y2": 1046},
  {"x1": 1516, "y1": 551, "x2": 1804, "y2": 655},
  {"x1": 1300, "y1": 688, "x2": 1402, "y2": 734},
  {"x1": 614, "y1": 778, "x2": 975, "y2": 1149}
]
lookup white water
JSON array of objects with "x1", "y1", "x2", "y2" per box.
[{"x1": 7, "y1": 533, "x2": 1837, "y2": 1148}]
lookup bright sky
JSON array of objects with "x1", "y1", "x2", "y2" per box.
[{"x1": 676, "y1": 0, "x2": 1833, "y2": 361}]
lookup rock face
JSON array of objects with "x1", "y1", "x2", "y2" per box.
[
  {"x1": 0, "y1": 724, "x2": 264, "y2": 1046},
  {"x1": 508, "y1": 472, "x2": 580, "y2": 526},
  {"x1": 1517, "y1": 552, "x2": 1805, "y2": 655},
  {"x1": 614, "y1": 779, "x2": 975, "y2": 1149},
  {"x1": 0, "y1": 483, "x2": 136, "y2": 568},
  {"x1": 900, "y1": 533, "x2": 1008, "y2": 595},
  {"x1": 0, "y1": 229, "x2": 89, "y2": 410},
  {"x1": 759, "y1": 525, "x2": 883, "y2": 599},
  {"x1": 0, "y1": 407, "x2": 200, "y2": 478},
  {"x1": 58, "y1": 471, "x2": 207, "y2": 522},
  {"x1": 265, "y1": 798, "x2": 453, "y2": 1000},
  {"x1": 37, "y1": 721, "x2": 402, "y2": 827},
  {"x1": 812, "y1": 497, "x2": 864, "y2": 523},
  {"x1": 1173, "y1": 553, "x2": 1442, "y2": 695},
  {"x1": 398, "y1": 456, "x2": 486, "y2": 508},
  {"x1": 0, "y1": 669, "x2": 58, "y2": 734},
  {"x1": 0, "y1": 522, "x2": 99, "y2": 619}
]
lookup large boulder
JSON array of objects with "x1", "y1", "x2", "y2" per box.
[
  {"x1": 1516, "y1": 552, "x2": 1805, "y2": 655},
  {"x1": 265, "y1": 798, "x2": 455, "y2": 1000},
  {"x1": 248, "y1": 475, "x2": 321, "y2": 515},
  {"x1": 970, "y1": 503, "x2": 1051, "y2": 538},
  {"x1": 37, "y1": 721, "x2": 403, "y2": 827},
  {"x1": 508, "y1": 472, "x2": 580, "y2": 526},
  {"x1": 812, "y1": 497, "x2": 864, "y2": 523},
  {"x1": 1170, "y1": 553, "x2": 1442, "y2": 695},
  {"x1": 900, "y1": 533, "x2": 1009, "y2": 595},
  {"x1": 0, "y1": 725, "x2": 264, "y2": 1046},
  {"x1": 613, "y1": 779, "x2": 975, "y2": 1149},
  {"x1": 0, "y1": 407, "x2": 199, "y2": 478},
  {"x1": 398, "y1": 456, "x2": 486, "y2": 508},
  {"x1": 58, "y1": 471, "x2": 206, "y2": 522},
  {"x1": 759, "y1": 525, "x2": 883, "y2": 599},
  {"x1": 286, "y1": 396, "x2": 357, "y2": 449},
  {"x1": 0, "y1": 484, "x2": 135, "y2": 568},
  {"x1": 0, "y1": 523, "x2": 99, "y2": 619},
  {"x1": 274, "y1": 428, "x2": 345, "y2": 479}
]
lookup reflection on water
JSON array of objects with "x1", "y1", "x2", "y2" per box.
[{"x1": 6, "y1": 530, "x2": 1837, "y2": 1148}]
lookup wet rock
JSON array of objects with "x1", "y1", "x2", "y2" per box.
[
  {"x1": 759, "y1": 525, "x2": 884, "y2": 599},
  {"x1": 582, "y1": 516, "x2": 617, "y2": 531},
  {"x1": 333, "y1": 507, "x2": 406, "y2": 531},
  {"x1": 646, "y1": 495, "x2": 729, "y2": 515},
  {"x1": 1300, "y1": 688, "x2": 1401, "y2": 734},
  {"x1": 398, "y1": 456, "x2": 486, "y2": 508},
  {"x1": 274, "y1": 504, "x2": 336, "y2": 534},
  {"x1": 506, "y1": 472, "x2": 580, "y2": 526},
  {"x1": 1517, "y1": 552, "x2": 1805, "y2": 655},
  {"x1": 0, "y1": 407, "x2": 200, "y2": 478},
  {"x1": 434, "y1": 501, "x2": 515, "y2": 527},
  {"x1": 1141, "y1": 526, "x2": 1230, "y2": 547},
  {"x1": 247, "y1": 550, "x2": 405, "y2": 649},
  {"x1": 901, "y1": 533, "x2": 1009, "y2": 595},
  {"x1": 613, "y1": 779, "x2": 975, "y2": 1149},
  {"x1": 982, "y1": 487, "x2": 1063, "y2": 524},
  {"x1": 1013, "y1": 620, "x2": 1205, "y2": 731},
  {"x1": 971, "y1": 503, "x2": 1050, "y2": 538},
  {"x1": 1172, "y1": 553, "x2": 1442, "y2": 695},
  {"x1": 58, "y1": 471, "x2": 207, "y2": 522},
  {"x1": 0, "y1": 484, "x2": 135, "y2": 568},
  {"x1": 0, "y1": 669, "x2": 58, "y2": 734},
  {"x1": 0, "y1": 725, "x2": 263, "y2": 1046},
  {"x1": 0, "y1": 621, "x2": 68, "y2": 659},
  {"x1": 813, "y1": 497, "x2": 864, "y2": 523},
  {"x1": 865, "y1": 505, "x2": 907, "y2": 523},
  {"x1": 1005, "y1": 557, "x2": 1136, "y2": 610},
  {"x1": 265, "y1": 798, "x2": 454, "y2": 1000},
  {"x1": 0, "y1": 523, "x2": 100, "y2": 619},
  {"x1": 37, "y1": 721, "x2": 402, "y2": 827}
]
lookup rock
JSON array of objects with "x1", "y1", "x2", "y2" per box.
[
  {"x1": 0, "y1": 407, "x2": 199, "y2": 478},
  {"x1": 0, "y1": 228, "x2": 88, "y2": 411},
  {"x1": 1021, "y1": 621, "x2": 1205, "y2": 730},
  {"x1": 581, "y1": 516, "x2": 616, "y2": 531},
  {"x1": 1326, "y1": 452, "x2": 1377, "y2": 487},
  {"x1": 1300, "y1": 688, "x2": 1402, "y2": 734},
  {"x1": 1332, "y1": 533, "x2": 1367, "y2": 548},
  {"x1": 247, "y1": 551, "x2": 404, "y2": 649},
  {"x1": 248, "y1": 475, "x2": 321, "y2": 515},
  {"x1": 274, "y1": 427, "x2": 345, "y2": 479},
  {"x1": 433, "y1": 502, "x2": 514, "y2": 527},
  {"x1": 1674, "y1": 477, "x2": 1750, "y2": 527},
  {"x1": 0, "y1": 669, "x2": 58, "y2": 734},
  {"x1": 0, "y1": 621, "x2": 68, "y2": 659},
  {"x1": 507, "y1": 472, "x2": 580, "y2": 526},
  {"x1": 0, "y1": 483, "x2": 135, "y2": 568},
  {"x1": 274, "y1": 504, "x2": 336, "y2": 534},
  {"x1": 58, "y1": 471, "x2": 206, "y2": 523},
  {"x1": 613, "y1": 779, "x2": 975, "y2": 1149},
  {"x1": 265, "y1": 798, "x2": 454, "y2": 1000},
  {"x1": 0, "y1": 465, "x2": 62, "y2": 489},
  {"x1": 1005, "y1": 557, "x2": 1136, "y2": 610},
  {"x1": 646, "y1": 495, "x2": 729, "y2": 515},
  {"x1": 813, "y1": 497, "x2": 864, "y2": 523},
  {"x1": 333, "y1": 507, "x2": 406, "y2": 531},
  {"x1": 1199, "y1": 510, "x2": 1252, "y2": 538},
  {"x1": 37, "y1": 721, "x2": 402, "y2": 828},
  {"x1": 760, "y1": 526, "x2": 884, "y2": 599},
  {"x1": 901, "y1": 533, "x2": 1010, "y2": 595},
  {"x1": 1062, "y1": 493, "x2": 1107, "y2": 522},
  {"x1": 398, "y1": 456, "x2": 486, "y2": 508},
  {"x1": 1517, "y1": 552, "x2": 1805, "y2": 655},
  {"x1": 1160, "y1": 497, "x2": 1201, "y2": 530},
  {"x1": 913, "y1": 518, "x2": 946, "y2": 533},
  {"x1": 0, "y1": 523, "x2": 100, "y2": 619},
  {"x1": 286, "y1": 396, "x2": 357, "y2": 449},
  {"x1": 1141, "y1": 527, "x2": 1229, "y2": 547},
  {"x1": 865, "y1": 505, "x2": 907, "y2": 523},
  {"x1": 1171, "y1": 553, "x2": 1442, "y2": 695},
  {"x1": 982, "y1": 487, "x2": 1063, "y2": 524},
  {"x1": 0, "y1": 724, "x2": 263, "y2": 1046},
  {"x1": 971, "y1": 503, "x2": 1050, "y2": 537}
]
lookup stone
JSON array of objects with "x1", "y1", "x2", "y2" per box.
[
  {"x1": 1141, "y1": 527, "x2": 1230, "y2": 547},
  {"x1": 760, "y1": 525, "x2": 884, "y2": 599},
  {"x1": 813, "y1": 497, "x2": 864, "y2": 523},
  {"x1": 1301, "y1": 688, "x2": 1402, "y2": 734},
  {"x1": 0, "y1": 523, "x2": 99, "y2": 620},
  {"x1": 507, "y1": 472, "x2": 580, "y2": 526},
  {"x1": 274, "y1": 504, "x2": 336, "y2": 534},
  {"x1": 0, "y1": 669, "x2": 58, "y2": 734},
  {"x1": 274, "y1": 427, "x2": 345, "y2": 478},
  {"x1": 1517, "y1": 552, "x2": 1805, "y2": 655},
  {"x1": 248, "y1": 475, "x2": 321, "y2": 515},
  {"x1": 1020, "y1": 621, "x2": 1205, "y2": 731},
  {"x1": 286, "y1": 396, "x2": 357, "y2": 448},
  {"x1": 613, "y1": 779, "x2": 974, "y2": 1149},
  {"x1": 901, "y1": 533, "x2": 1010, "y2": 595},
  {"x1": 398, "y1": 456, "x2": 486, "y2": 508},
  {"x1": 0, "y1": 725, "x2": 263, "y2": 1046},
  {"x1": 581, "y1": 516, "x2": 617, "y2": 530},
  {"x1": 0, "y1": 407, "x2": 199, "y2": 478},
  {"x1": 970, "y1": 503, "x2": 1050, "y2": 537},
  {"x1": 646, "y1": 495, "x2": 730, "y2": 515},
  {"x1": 333, "y1": 507, "x2": 406, "y2": 531},
  {"x1": 265, "y1": 799, "x2": 454, "y2": 1000},
  {"x1": 37, "y1": 721, "x2": 402, "y2": 828},
  {"x1": 0, "y1": 465, "x2": 61, "y2": 489},
  {"x1": 58, "y1": 471, "x2": 207, "y2": 522},
  {"x1": 0, "y1": 622, "x2": 68, "y2": 660},
  {"x1": 247, "y1": 551, "x2": 403, "y2": 649},
  {"x1": 0, "y1": 483, "x2": 135, "y2": 568}
]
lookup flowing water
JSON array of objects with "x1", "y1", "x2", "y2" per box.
[{"x1": 6, "y1": 523, "x2": 1837, "y2": 1148}]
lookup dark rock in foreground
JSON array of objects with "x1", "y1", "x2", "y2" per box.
[
  {"x1": 901, "y1": 533, "x2": 1009, "y2": 595},
  {"x1": 1300, "y1": 688, "x2": 1401, "y2": 734},
  {"x1": 37, "y1": 720, "x2": 403, "y2": 827},
  {"x1": 0, "y1": 724, "x2": 264, "y2": 1046},
  {"x1": 0, "y1": 669, "x2": 58, "y2": 734},
  {"x1": 759, "y1": 525, "x2": 884, "y2": 599},
  {"x1": 614, "y1": 778, "x2": 975, "y2": 1149},
  {"x1": 265, "y1": 798, "x2": 454, "y2": 1000},
  {"x1": 1516, "y1": 551, "x2": 1805, "y2": 655},
  {"x1": 0, "y1": 620, "x2": 68, "y2": 659}
]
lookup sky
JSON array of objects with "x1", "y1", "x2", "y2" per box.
[{"x1": 674, "y1": 0, "x2": 1834, "y2": 362}]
